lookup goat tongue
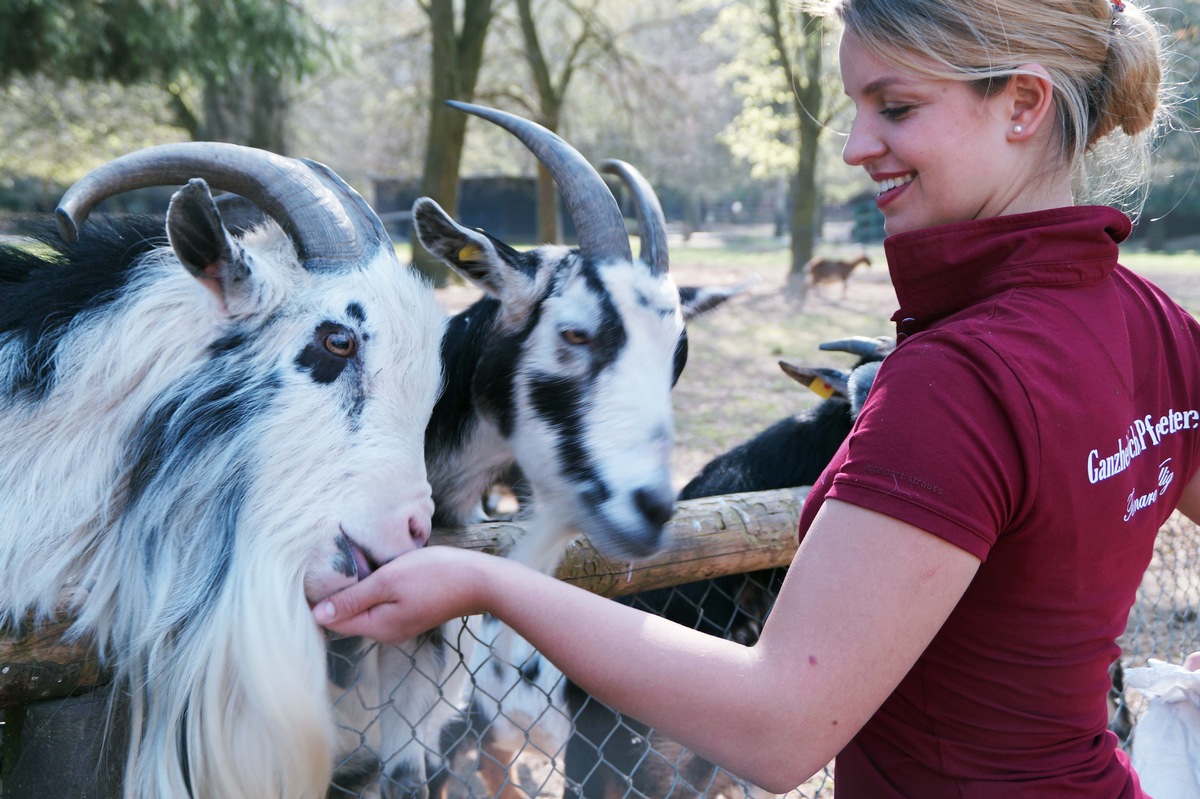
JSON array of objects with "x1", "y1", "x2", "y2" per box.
[{"x1": 349, "y1": 540, "x2": 374, "y2": 580}]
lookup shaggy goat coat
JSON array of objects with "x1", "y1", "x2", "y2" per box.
[{"x1": 0, "y1": 196, "x2": 444, "y2": 799}]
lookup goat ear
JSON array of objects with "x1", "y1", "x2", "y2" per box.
[
  {"x1": 678, "y1": 276, "x2": 758, "y2": 321},
  {"x1": 412, "y1": 198, "x2": 528, "y2": 297},
  {"x1": 166, "y1": 179, "x2": 251, "y2": 300}
]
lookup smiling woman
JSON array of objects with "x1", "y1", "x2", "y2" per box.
[{"x1": 834, "y1": 0, "x2": 1164, "y2": 235}]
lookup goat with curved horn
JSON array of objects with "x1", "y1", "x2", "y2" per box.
[
  {"x1": 446, "y1": 100, "x2": 632, "y2": 265},
  {"x1": 55, "y1": 142, "x2": 389, "y2": 272},
  {"x1": 600, "y1": 158, "x2": 669, "y2": 275}
]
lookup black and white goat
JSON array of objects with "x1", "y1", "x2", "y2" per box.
[
  {"x1": 357, "y1": 103, "x2": 741, "y2": 799},
  {"x1": 561, "y1": 334, "x2": 893, "y2": 799},
  {"x1": 0, "y1": 143, "x2": 446, "y2": 799}
]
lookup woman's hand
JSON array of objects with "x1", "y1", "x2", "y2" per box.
[
  {"x1": 1184, "y1": 652, "x2": 1200, "y2": 671},
  {"x1": 312, "y1": 545, "x2": 494, "y2": 644}
]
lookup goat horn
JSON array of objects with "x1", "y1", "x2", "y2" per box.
[
  {"x1": 446, "y1": 100, "x2": 631, "y2": 265},
  {"x1": 818, "y1": 335, "x2": 896, "y2": 359},
  {"x1": 56, "y1": 142, "x2": 389, "y2": 272},
  {"x1": 600, "y1": 159, "x2": 669, "y2": 275}
]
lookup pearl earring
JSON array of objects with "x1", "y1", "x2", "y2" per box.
[{"x1": 1013, "y1": 124, "x2": 1024, "y2": 135}]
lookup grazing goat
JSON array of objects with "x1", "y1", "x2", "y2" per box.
[
  {"x1": 805, "y1": 252, "x2": 871, "y2": 299},
  {"x1": 0, "y1": 143, "x2": 446, "y2": 799},
  {"x1": 562, "y1": 335, "x2": 894, "y2": 799},
  {"x1": 327, "y1": 103, "x2": 740, "y2": 799}
]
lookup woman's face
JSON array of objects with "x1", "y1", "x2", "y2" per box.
[{"x1": 839, "y1": 31, "x2": 1031, "y2": 236}]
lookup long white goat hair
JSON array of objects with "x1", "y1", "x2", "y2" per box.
[{"x1": 0, "y1": 144, "x2": 444, "y2": 799}]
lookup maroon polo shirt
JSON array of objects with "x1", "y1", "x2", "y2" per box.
[{"x1": 799, "y1": 206, "x2": 1200, "y2": 798}]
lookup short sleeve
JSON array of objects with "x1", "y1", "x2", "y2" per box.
[{"x1": 825, "y1": 331, "x2": 1035, "y2": 561}]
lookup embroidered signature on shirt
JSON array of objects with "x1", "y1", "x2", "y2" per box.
[{"x1": 1124, "y1": 459, "x2": 1175, "y2": 522}]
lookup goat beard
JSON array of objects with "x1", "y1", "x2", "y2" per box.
[{"x1": 118, "y1": 559, "x2": 335, "y2": 799}]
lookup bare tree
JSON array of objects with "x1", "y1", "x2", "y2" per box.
[
  {"x1": 515, "y1": 0, "x2": 611, "y2": 243},
  {"x1": 764, "y1": 0, "x2": 825, "y2": 283},
  {"x1": 412, "y1": 0, "x2": 496, "y2": 282}
]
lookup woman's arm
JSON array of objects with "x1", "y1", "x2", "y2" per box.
[{"x1": 314, "y1": 499, "x2": 980, "y2": 792}]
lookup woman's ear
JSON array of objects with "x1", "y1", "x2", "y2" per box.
[{"x1": 1006, "y1": 64, "x2": 1055, "y2": 141}]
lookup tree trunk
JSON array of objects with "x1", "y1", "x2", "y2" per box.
[
  {"x1": 763, "y1": 2, "x2": 825, "y2": 288},
  {"x1": 535, "y1": 161, "x2": 563, "y2": 244},
  {"x1": 516, "y1": 0, "x2": 568, "y2": 246},
  {"x1": 196, "y1": 68, "x2": 289, "y2": 154},
  {"x1": 411, "y1": 0, "x2": 495, "y2": 285}
]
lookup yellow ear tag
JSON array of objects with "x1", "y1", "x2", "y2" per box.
[
  {"x1": 807, "y1": 377, "x2": 835, "y2": 400},
  {"x1": 458, "y1": 244, "x2": 483, "y2": 262}
]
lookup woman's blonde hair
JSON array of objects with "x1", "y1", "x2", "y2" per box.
[{"x1": 812, "y1": 0, "x2": 1173, "y2": 212}]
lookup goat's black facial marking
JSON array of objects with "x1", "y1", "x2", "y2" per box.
[
  {"x1": 295, "y1": 321, "x2": 359, "y2": 384},
  {"x1": 528, "y1": 373, "x2": 601, "y2": 486},
  {"x1": 577, "y1": 263, "x2": 627, "y2": 379},
  {"x1": 345, "y1": 302, "x2": 365, "y2": 324}
]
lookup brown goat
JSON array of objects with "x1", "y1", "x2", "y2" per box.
[{"x1": 805, "y1": 252, "x2": 871, "y2": 298}]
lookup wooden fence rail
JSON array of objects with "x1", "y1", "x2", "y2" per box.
[
  {"x1": 0, "y1": 488, "x2": 808, "y2": 798},
  {"x1": 0, "y1": 487, "x2": 806, "y2": 709}
]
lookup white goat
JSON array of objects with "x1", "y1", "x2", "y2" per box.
[
  {"x1": 0, "y1": 143, "x2": 445, "y2": 799},
  {"x1": 336, "y1": 103, "x2": 740, "y2": 799}
]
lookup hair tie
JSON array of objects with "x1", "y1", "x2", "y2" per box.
[{"x1": 1111, "y1": 0, "x2": 1125, "y2": 11}]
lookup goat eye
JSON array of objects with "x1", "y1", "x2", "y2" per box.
[
  {"x1": 561, "y1": 328, "x2": 590, "y2": 346},
  {"x1": 324, "y1": 329, "x2": 357, "y2": 358}
]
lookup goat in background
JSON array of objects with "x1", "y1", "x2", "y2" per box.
[
  {"x1": 0, "y1": 143, "x2": 446, "y2": 799},
  {"x1": 804, "y1": 252, "x2": 872, "y2": 299}
]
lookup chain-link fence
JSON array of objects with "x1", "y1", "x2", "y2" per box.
[{"x1": 325, "y1": 511, "x2": 1200, "y2": 799}]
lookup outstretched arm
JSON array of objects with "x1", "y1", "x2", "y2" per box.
[{"x1": 314, "y1": 499, "x2": 980, "y2": 792}]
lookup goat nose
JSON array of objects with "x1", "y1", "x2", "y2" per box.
[
  {"x1": 409, "y1": 512, "x2": 431, "y2": 548},
  {"x1": 634, "y1": 486, "x2": 675, "y2": 529},
  {"x1": 380, "y1": 500, "x2": 433, "y2": 561}
]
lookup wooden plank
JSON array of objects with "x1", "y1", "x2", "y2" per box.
[
  {"x1": 0, "y1": 487, "x2": 807, "y2": 708},
  {"x1": 429, "y1": 486, "x2": 806, "y2": 597},
  {"x1": 0, "y1": 616, "x2": 108, "y2": 709}
]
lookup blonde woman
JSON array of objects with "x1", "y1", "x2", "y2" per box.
[{"x1": 315, "y1": 1, "x2": 1199, "y2": 795}]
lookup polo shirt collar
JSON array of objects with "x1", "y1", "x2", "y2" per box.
[{"x1": 884, "y1": 206, "x2": 1132, "y2": 339}]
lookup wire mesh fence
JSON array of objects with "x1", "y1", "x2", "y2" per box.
[{"x1": 324, "y1": 511, "x2": 1200, "y2": 799}]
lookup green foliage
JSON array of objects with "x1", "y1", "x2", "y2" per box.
[
  {"x1": 0, "y1": 76, "x2": 186, "y2": 189},
  {"x1": 697, "y1": 1, "x2": 867, "y2": 205},
  {"x1": 0, "y1": 0, "x2": 334, "y2": 86},
  {"x1": 702, "y1": 2, "x2": 800, "y2": 180}
]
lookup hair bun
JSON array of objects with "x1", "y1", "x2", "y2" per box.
[{"x1": 1089, "y1": 4, "x2": 1162, "y2": 145}]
